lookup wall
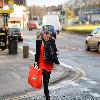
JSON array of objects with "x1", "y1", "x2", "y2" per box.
[{"x1": 8, "y1": 4, "x2": 28, "y2": 29}]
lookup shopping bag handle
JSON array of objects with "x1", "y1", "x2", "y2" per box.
[{"x1": 34, "y1": 63, "x2": 38, "y2": 68}]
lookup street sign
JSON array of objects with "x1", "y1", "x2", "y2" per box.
[
  {"x1": 0, "y1": 9, "x2": 14, "y2": 14},
  {"x1": 60, "y1": 10, "x2": 66, "y2": 24},
  {"x1": 8, "y1": 0, "x2": 14, "y2": 9},
  {"x1": 8, "y1": 0, "x2": 14, "y2": 4}
]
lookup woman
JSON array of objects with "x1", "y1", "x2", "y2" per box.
[{"x1": 35, "y1": 31, "x2": 60, "y2": 100}]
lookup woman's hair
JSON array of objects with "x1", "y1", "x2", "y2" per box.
[
  {"x1": 43, "y1": 30, "x2": 49, "y2": 35},
  {"x1": 37, "y1": 31, "x2": 41, "y2": 39},
  {"x1": 41, "y1": 31, "x2": 51, "y2": 41}
]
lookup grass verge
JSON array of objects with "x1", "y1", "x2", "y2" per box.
[{"x1": 63, "y1": 25, "x2": 100, "y2": 34}]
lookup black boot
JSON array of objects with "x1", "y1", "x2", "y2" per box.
[
  {"x1": 46, "y1": 90, "x2": 50, "y2": 100},
  {"x1": 46, "y1": 96, "x2": 50, "y2": 100}
]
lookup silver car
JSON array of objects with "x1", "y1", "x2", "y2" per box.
[{"x1": 85, "y1": 27, "x2": 100, "y2": 53}]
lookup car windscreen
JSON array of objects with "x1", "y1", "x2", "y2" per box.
[
  {"x1": 96, "y1": 28, "x2": 100, "y2": 33},
  {"x1": 8, "y1": 28, "x2": 20, "y2": 33},
  {"x1": 43, "y1": 25, "x2": 54, "y2": 30}
]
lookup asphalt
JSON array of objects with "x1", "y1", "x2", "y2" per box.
[{"x1": 0, "y1": 46, "x2": 72, "y2": 100}]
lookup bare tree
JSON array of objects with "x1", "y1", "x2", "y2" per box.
[
  {"x1": 28, "y1": 5, "x2": 47, "y2": 20},
  {"x1": 67, "y1": 0, "x2": 100, "y2": 9}
]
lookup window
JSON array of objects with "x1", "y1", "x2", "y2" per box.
[
  {"x1": 96, "y1": 28, "x2": 100, "y2": 34},
  {"x1": 91, "y1": 30, "x2": 97, "y2": 35}
]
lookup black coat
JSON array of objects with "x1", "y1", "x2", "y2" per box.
[{"x1": 35, "y1": 39, "x2": 60, "y2": 65}]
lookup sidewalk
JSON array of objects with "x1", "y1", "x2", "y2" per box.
[{"x1": 0, "y1": 47, "x2": 70, "y2": 99}]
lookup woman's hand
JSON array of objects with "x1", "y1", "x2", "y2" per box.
[{"x1": 34, "y1": 62, "x2": 37, "y2": 66}]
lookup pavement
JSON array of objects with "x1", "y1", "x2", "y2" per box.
[{"x1": 0, "y1": 45, "x2": 74, "y2": 100}]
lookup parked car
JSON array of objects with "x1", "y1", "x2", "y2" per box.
[
  {"x1": 42, "y1": 25, "x2": 57, "y2": 39},
  {"x1": 85, "y1": 27, "x2": 100, "y2": 53},
  {"x1": 8, "y1": 26, "x2": 23, "y2": 42},
  {"x1": 27, "y1": 21, "x2": 37, "y2": 31}
]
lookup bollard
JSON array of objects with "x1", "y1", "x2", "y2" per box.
[{"x1": 23, "y1": 46, "x2": 29, "y2": 58}]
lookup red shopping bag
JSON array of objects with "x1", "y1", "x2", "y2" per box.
[{"x1": 28, "y1": 64, "x2": 42, "y2": 89}]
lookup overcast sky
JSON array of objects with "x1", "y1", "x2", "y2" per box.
[{"x1": 26, "y1": 0, "x2": 67, "y2": 7}]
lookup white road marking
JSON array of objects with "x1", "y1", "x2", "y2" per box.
[
  {"x1": 88, "y1": 80, "x2": 98, "y2": 85},
  {"x1": 60, "y1": 62, "x2": 74, "y2": 69},
  {"x1": 81, "y1": 77, "x2": 90, "y2": 80},
  {"x1": 29, "y1": 51, "x2": 35, "y2": 56},
  {"x1": 78, "y1": 49, "x2": 83, "y2": 51},
  {"x1": 59, "y1": 80, "x2": 68, "y2": 84},
  {"x1": 70, "y1": 82, "x2": 80, "y2": 86},
  {"x1": 19, "y1": 46, "x2": 23, "y2": 49},
  {"x1": 81, "y1": 77, "x2": 98, "y2": 85},
  {"x1": 19, "y1": 46, "x2": 35, "y2": 56},
  {"x1": 5, "y1": 92, "x2": 38, "y2": 100},
  {"x1": 90, "y1": 93, "x2": 100, "y2": 98},
  {"x1": 80, "y1": 87, "x2": 91, "y2": 92},
  {"x1": 59, "y1": 50, "x2": 65, "y2": 52},
  {"x1": 11, "y1": 72, "x2": 21, "y2": 78},
  {"x1": 23, "y1": 41, "x2": 33, "y2": 45},
  {"x1": 60, "y1": 62, "x2": 86, "y2": 78},
  {"x1": 62, "y1": 38, "x2": 67, "y2": 40},
  {"x1": 72, "y1": 48, "x2": 76, "y2": 50}
]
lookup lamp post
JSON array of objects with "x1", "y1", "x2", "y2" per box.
[
  {"x1": 23, "y1": 11, "x2": 24, "y2": 29},
  {"x1": 79, "y1": 4, "x2": 82, "y2": 24},
  {"x1": 23, "y1": 9, "x2": 29, "y2": 29},
  {"x1": 2, "y1": 0, "x2": 4, "y2": 7},
  {"x1": 83, "y1": 0, "x2": 88, "y2": 23}
]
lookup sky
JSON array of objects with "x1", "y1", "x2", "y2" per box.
[{"x1": 26, "y1": 0, "x2": 67, "y2": 7}]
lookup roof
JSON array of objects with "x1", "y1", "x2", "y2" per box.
[
  {"x1": 8, "y1": 17, "x2": 24, "y2": 22},
  {"x1": 4, "y1": 0, "x2": 26, "y2": 5}
]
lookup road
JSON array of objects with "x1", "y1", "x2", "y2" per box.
[
  {"x1": 22, "y1": 29, "x2": 100, "y2": 100},
  {"x1": 23, "y1": 29, "x2": 100, "y2": 82},
  {"x1": 0, "y1": 29, "x2": 100, "y2": 100}
]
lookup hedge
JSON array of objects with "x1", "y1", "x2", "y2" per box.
[{"x1": 63, "y1": 25, "x2": 100, "y2": 34}]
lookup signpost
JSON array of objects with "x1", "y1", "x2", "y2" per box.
[
  {"x1": 0, "y1": 0, "x2": 3, "y2": 8},
  {"x1": 60, "y1": 10, "x2": 66, "y2": 24},
  {"x1": 8, "y1": 0, "x2": 14, "y2": 5},
  {"x1": 8, "y1": 0, "x2": 14, "y2": 10}
]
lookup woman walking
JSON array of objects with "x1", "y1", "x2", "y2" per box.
[{"x1": 35, "y1": 31, "x2": 60, "y2": 100}]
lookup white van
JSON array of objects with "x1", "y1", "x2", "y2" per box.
[{"x1": 42, "y1": 14, "x2": 62, "y2": 33}]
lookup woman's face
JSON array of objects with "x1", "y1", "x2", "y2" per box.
[{"x1": 43, "y1": 34, "x2": 50, "y2": 41}]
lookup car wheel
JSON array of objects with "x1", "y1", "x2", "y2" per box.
[
  {"x1": 85, "y1": 42, "x2": 90, "y2": 51},
  {"x1": 54, "y1": 35, "x2": 56, "y2": 39},
  {"x1": 1, "y1": 47, "x2": 5, "y2": 51},
  {"x1": 98, "y1": 43, "x2": 100, "y2": 53},
  {"x1": 57, "y1": 30, "x2": 59, "y2": 34}
]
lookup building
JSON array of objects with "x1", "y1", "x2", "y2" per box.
[
  {"x1": 47, "y1": 5, "x2": 66, "y2": 24},
  {"x1": 1, "y1": 0, "x2": 28, "y2": 29},
  {"x1": 79, "y1": 8, "x2": 100, "y2": 24},
  {"x1": 8, "y1": 5, "x2": 28, "y2": 29}
]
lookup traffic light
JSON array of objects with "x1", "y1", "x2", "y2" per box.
[{"x1": 60, "y1": 10, "x2": 65, "y2": 16}]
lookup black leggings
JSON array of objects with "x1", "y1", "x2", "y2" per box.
[{"x1": 42, "y1": 70, "x2": 51, "y2": 98}]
